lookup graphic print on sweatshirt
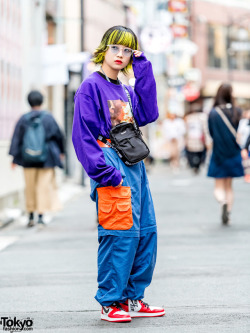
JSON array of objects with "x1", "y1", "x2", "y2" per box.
[{"x1": 108, "y1": 99, "x2": 133, "y2": 127}]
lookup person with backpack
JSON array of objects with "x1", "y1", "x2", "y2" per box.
[
  {"x1": 9, "y1": 90, "x2": 65, "y2": 227},
  {"x1": 72, "y1": 26, "x2": 165, "y2": 323}
]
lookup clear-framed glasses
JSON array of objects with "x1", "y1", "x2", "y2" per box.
[{"x1": 107, "y1": 44, "x2": 134, "y2": 57}]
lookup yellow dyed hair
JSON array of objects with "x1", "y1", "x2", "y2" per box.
[{"x1": 92, "y1": 26, "x2": 139, "y2": 74}]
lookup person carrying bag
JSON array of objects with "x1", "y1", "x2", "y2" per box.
[
  {"x1": 72, "y1": 26, "x2": 164, "y2": 323},
  {"x1": 207, "y1": 83, "x2": 244, "y2": 226},
  {"x1": 97, "y1": 71, "x2": 150, "y2": 165}
]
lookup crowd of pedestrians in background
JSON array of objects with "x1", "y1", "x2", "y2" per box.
[
  {"x1": 8, "y1": 82, "x2": 250, "y2": 231},
  {"x1": 161, "y1": 83, "x2": 250, "y2": 226}
]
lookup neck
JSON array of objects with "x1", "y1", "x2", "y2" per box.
[
  {"x1": 32, "y1": 106, "x2": 41, "y2": 111},
  {"x1": 101, "y1": 63, "x2": 119, "y2": 80}
]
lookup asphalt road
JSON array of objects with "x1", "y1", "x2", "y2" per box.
[{"x1": 0, "y1": 163, "x2": 250, "y2": 332}]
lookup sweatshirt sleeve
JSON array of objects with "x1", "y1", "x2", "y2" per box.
[
  {"x1": 72, "y1": 93, "x2": 122, "y2": 187},
  {"x1": 131, "y1": 53, "x2": 159, "y2": 127},
  {"x1": 9, "y1": 116, "x2": 25, "y2": 158}
]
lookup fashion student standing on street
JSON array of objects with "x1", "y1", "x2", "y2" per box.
[{"x1": 72, "y1": 26, "x2": 165, "y2": 322}]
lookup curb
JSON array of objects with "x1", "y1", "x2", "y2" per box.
[
  {"x1": 0, "y1": 182, "x2": 88, "y2": 231},
  {"x1": 0, "y1": 218, "x2": 14, "y2": 230}
]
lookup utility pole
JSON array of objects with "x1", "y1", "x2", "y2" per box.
[{"x1": 81, "y1": 0, "x2": 84, "y2": 52}]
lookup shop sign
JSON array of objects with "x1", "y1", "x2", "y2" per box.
[
  {"x1": 184, "y1": 68, "x2": 201, "y2": 83},
  {"x1": 166, "y1": 39, "x2": 198, "y2": 55},
  {"x1": 230, "y1": 41, "x2": 250, "y2": 51},
  {"x1": 140, "y1": 25, "x2": 172, "y2": 54},
  {"x1": 171, "y1": 24, "x2": 188, "y2": 38},
  {"x1": 183, "y1": 83, "x2": 200, "y2": 102},
  {"x1": 42, "y1": 44, "x2": 69, "y2": 85},
  {"x1": 167, "y1": 76, "x2": 186, "y2": 87},
  {"x1": 168, "y1": 0, "x2": 187, "y2": 13}
]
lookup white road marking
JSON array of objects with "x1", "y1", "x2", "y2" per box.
[{"x1": 0, "y1": 236, "x2": 19, "y2": 252}]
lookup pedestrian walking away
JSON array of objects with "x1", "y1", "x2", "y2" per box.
[
  {"x1": 185, "y1": 101, "x2": 211, "y2": 174},
  {"x1": 72, "y1": 25, "x2": 165, "y2": 323},
  {"x1": 162, "y1": 112, "x2": 186, "y2": 171},
  {"x1": 207, "y1": 83, "x2": 244, "y2": 226},
  {"x1": 9, "y1": 90, "x2": 65, "y2": 228}
]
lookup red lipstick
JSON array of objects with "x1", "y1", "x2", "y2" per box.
[{"x1": 115, "y1": 60, "x2": 123, "y2": 64}]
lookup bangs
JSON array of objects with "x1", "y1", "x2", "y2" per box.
[{"x1": 107, "y1": 30, "x2": 138, "y2": 50}]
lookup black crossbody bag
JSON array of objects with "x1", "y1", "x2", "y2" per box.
[{"x1": 98, "y1": 86, "x2": 150, "y2": 166}]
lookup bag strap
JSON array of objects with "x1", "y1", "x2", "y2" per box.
[
  {"x1": 98, "y1": 67, "x2": 141, "y2": 143},
  {"x1": 97, "y1": 134, "x2": 112, "y2": 148},
  {"x1": 123, "y1": 86, "x2": 141, "y2": 133},
  {"x1": 215, "y1": 107, "x2": 237, "y2": 138}
]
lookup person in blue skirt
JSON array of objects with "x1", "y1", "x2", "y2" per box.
[{"x1": 207, "y1": 83, "x2": 243, "y2": 225}]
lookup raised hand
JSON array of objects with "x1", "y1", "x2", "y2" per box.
[{"x1": 133, "y1": 50, "x2": 142, "y2": 58}]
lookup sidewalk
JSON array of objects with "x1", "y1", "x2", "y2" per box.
[
  {"x1": 0, "y1": 180, "x2": 87, "y2": 229},
  {"x1": 0, "y1": 164, "x2": 250, "y2": 332}
]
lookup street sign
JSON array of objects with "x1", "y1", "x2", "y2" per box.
[
  {"x1": 42, "y1": 44, "x2": 69, "y2": 86},
  {"x1": 183, "y1": 83, "x2": 200, "y2": 102},
  {"x1": 166, "y1": 39, "x2": 198, "y2": 55},
  {"x1": 140, "y1": 25, "x2": 172, "y2": 54},
  {"x1": 167, "y1": 76, "x2": 186, "y2": 87},
  {"x1": 230, "y1": 41, "x2": 250, "y2": 51},
  {"x1": 171, "y1": 24, "x2": 188, "y2": 38},
  {"x1": 168, "y1": 0, "x2": 187, "y2": 13},
  {"x1": 184, "y1": 68, "x2": 201, "y2": 83}
]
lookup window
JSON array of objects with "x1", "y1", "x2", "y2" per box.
[
  {"x1": 0, "y1": 0, "x2": 23, "y2": 140},
  {"x1": 208, "y1": 23, "x2": 250, "y2": 71},
  {"x1": 208, "y1": 24, "x2": 227, "y2": 69},
  {"x1": 229, "y1": 26, "x2": 250, "y2": 71}
]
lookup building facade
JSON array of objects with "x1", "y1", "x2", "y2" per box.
[
  {"x1": 191, "y1": 0, "x2": 250, "y2": 109},
  {"x1": 0, "y1": 0, "x2": 24, "y2": 209},
  {"x1": 0, "y1": 0, "x2": 127, "y2": 215}
]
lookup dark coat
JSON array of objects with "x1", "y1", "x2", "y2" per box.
[{"x1": 9, "y1": 110, "x2": 65, "y2": 168}]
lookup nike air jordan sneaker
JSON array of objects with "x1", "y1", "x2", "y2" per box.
[
  {"x1": 120, "y1": 299, "x2": 165, "y2": 318},
  {"x1": 101, "y1": 302, "x2": 131, "y2": 322}
]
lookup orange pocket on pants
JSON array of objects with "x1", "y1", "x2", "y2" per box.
[{"x1": 97, "y1": 186, "x2": 133, "y2": 230}]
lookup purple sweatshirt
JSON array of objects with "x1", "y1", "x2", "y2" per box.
[{"x1": 72, "y1": 53, "x2": 158, "y2": 187}]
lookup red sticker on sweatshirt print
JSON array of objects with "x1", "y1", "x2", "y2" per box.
[{"x1": 108, "y1": 99, "x2": 133, "y2": 127}]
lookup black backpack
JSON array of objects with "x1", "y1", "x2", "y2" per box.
[{"x1": 22, "y1": 112, "x2": 48, "y2": 163}]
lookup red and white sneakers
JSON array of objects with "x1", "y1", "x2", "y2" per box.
[
  {"x1": 101, "y1": 302, "x2": 131, "y2": 322},
  {"x1": 120, "y1": 299, "x2": 165, "y2": 318}
]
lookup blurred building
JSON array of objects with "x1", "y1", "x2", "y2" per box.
[
  {"x1": 190, "y1": 0, "x2": 250, "y2": 110},
  {"x1": 122, "y1": 0, "x2": 197, "y2": 158},
  {"x1": 0, "y1": 0, "x2": 126, "y2": 217},
  {"x1": 0, "y1": 0, "x2": 24, "y2": 213}
]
